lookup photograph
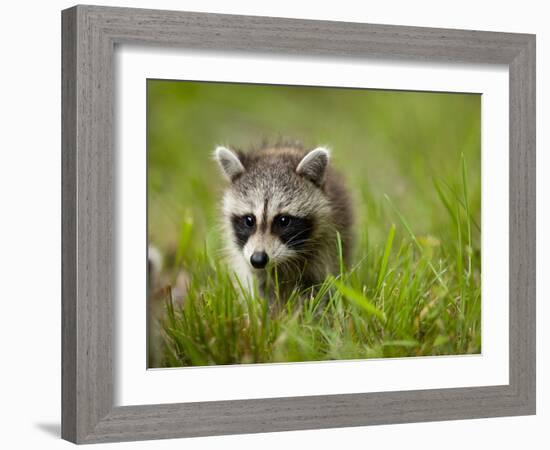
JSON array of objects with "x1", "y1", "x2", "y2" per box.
[
  {"x1": 1, "y1": 0, "x2": 541, "y2": 446},
  {"x1": 146, "y1": 79, "x2": 482, "y2": 368}
]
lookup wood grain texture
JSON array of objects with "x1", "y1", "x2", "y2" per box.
[
  {"x1": 508, "y1": 36, "x2": 536, "y2": 409},
  {"x1": 61, "y1": 4, "x2": 536, "y2": 444},
  {"x1": 61, "y1": 7, "x2": 77, "y2": 443}
]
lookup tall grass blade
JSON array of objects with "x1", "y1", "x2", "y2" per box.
[
  {"x1": 333, "y1": 279, "x2": 386, "y2": 322},
  {"x1": 439, "y1": 178, "x2": 481, "y2": 233},
  {"x1": 461, "y1": 154, "x2": 473, "y2": 279},
  {"x1": 376, "y1": 224, "x2": 395, "y2": 291},
  {"x1": 433, "y1": 178, "x2": 458, "y2": 227},
  {"x1": 336, "y1": 231, "x2": 345, "y2": 276},
  {"x1": 175, "y1": 216, "x2": 193, "y2": 267},
  {"x1": 384, "y1": 194, "x2": 448, "y2": 291}
]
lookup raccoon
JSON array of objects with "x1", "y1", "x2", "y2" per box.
[{"x1": 214, "y1": 143, "x2": 354, "y2": 299}]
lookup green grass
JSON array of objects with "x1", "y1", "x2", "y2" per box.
[
  {"x1": 147, "y1": 80, "x2": 481, "y2": 367},
  {"x1": 157, "y1": 160, "x2": 480, "y2": 366}
]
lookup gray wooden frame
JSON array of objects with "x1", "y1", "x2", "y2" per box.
[{"x1": 61, "y1": 4, "x2": 536, "y2": 444}]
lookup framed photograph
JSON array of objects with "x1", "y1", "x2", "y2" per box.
[{"x1": 61, "y1": 5, "x2": 536, "y2": 444}]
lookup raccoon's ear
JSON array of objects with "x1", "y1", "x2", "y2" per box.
[
  {"x1": 296, "y1": 147, "x2": 330, "y2": 186},
  {"x1": 214, "y1": 146, "x2": 245, "y2": 181}
]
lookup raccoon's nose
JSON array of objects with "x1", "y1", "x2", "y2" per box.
[{"x1": 250, "y1": 251, "x2": 269, "y2": 269}]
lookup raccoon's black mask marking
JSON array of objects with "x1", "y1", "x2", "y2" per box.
[
  {"x1": 231, "y1": 213, "x2": 314, "y2": 250},
  {"x1": 231, "y1": 214, "x2": 256, "y2": 248},
  {"x1": 271, "y1": 215, "x2": 314, "y2": 249}
]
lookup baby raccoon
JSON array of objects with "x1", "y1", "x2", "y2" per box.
[{"x1": 215, "y1": 143, "x2": 353, "y2": 299}]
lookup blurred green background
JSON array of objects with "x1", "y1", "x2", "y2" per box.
[
  {"x1": 147, "y1": 79, "x2": 481, "y2": 367},
  {"x1": 147, "y1": 79, "x2": 480, "y2": 258}
]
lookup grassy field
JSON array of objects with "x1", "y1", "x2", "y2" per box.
[{"x1": 147, "y1": 79, "x2": 481, "y2": 367}]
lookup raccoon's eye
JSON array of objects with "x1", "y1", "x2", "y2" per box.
[
  {"x1": 244, "y1": 215, "x2": 256, "y2": 228},
  {"x1": 277, "y1": 215, "x2": 291, "y2": 228}
]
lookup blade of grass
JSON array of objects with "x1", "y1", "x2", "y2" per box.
[
  {"x1": 383, "y1": 340, "x2": 419, "y2": 347},
  {"x1": 175, "y1": 216, "x2": 193, "y2": 267},
  {"x1": 376, "y1": 224, "x2": 396, "y2": 291},
  {"x1": 461, "y1": 154, "x2": 473, "y2": 279},
  {"x1": 439, "y1": 178, "x2": 481, "y2": 232},
  {"x1": 384, "y1": 194, "x2": 448, "y2": 291},
  {"x1": 336, "y1": 231, "x2": 345, "y2": 276},
  {"x1": 333, "y1": 279, "x2": 386, "y2": 322},
  {"x1": 433, "y1": 178, "x2": 458, "y2": 228}
]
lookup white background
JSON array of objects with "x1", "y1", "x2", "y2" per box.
[{"x1": 0, "y1": 0, "x2": 546, "y2": 449}]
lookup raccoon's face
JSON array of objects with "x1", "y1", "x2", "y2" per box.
[{"x1": 215, "y1": 145, "x2": 332, "y2": 272}]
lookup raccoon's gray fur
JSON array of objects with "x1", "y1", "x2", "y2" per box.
[{"x1": 214, "y1": 142, "x2": 354, "y2": 299}]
